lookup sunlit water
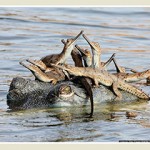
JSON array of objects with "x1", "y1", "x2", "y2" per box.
[{"x1": 0, "y1": 7, "x2": 150, "y2": 142}]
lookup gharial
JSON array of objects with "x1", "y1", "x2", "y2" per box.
[{"x1": 7, "y1": 31, "x2": 150, "y2": 118}]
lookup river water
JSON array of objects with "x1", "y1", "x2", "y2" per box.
[{"x1": 0, "y1": 7, "x2": 150, "y2": 142}]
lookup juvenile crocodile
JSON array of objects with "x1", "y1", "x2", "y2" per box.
[
  {"x1": 82, "y1": 34, "x2": 150, "y2": 84},
  {"x1": 82, "y1": 34, "x2": 102, "y2": 69},
  {"x1": 114, "y1": 69, "x2": 150, "y2": 83},
  {"x1": 21, "y1": 31, "x2": 83, "y2": 83},
  {"x1": 27, "y1": 30, "x2": 83, "y2": 71},
  {"x1": 75, "y1": 44, "x2": 115, "y2": 69},
  {"x1": 112, "y1": 57, "x2": 150, "y2": 83},
  {"x1": 20, "y1": 61, "x2": 65, "y2": 84},
  {"x1": 51, "y1": 64, "x2": 150, "y2": 100},
  {"x1": 82, "y1": 34, "x2": 124, "y2": 70}
]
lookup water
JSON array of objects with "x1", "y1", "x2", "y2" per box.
[{"x1": 0, "y1": 7, "x2": 150, "y2": 142}]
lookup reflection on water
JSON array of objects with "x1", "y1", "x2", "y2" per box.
[{"x1": 0, "y1": 7, "x2": 150, "y2": 142}]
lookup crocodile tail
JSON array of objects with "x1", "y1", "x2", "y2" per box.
[{"x1": 118, "y1": 82, "x2": 149, "y2": 100}]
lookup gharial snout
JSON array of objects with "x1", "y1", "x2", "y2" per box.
[{"x1": 7, "y1": 89, "x2": 27, "y2": 109}]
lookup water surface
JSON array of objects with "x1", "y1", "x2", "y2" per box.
[{"x1": 0, "y1": 7, "x2": 150, "y2": 142}]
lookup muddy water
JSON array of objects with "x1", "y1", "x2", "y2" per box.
[{"x1": 0, "y1": 7, "x2": 150, "y2": 142}]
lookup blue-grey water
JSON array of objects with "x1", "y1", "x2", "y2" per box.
[{"x1": 0, "y1": 7, "x2": 150, "y2": 142}]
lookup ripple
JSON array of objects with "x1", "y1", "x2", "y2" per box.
[{"x1": 0, "y1": 17, "x2": 33, "y2": 23}]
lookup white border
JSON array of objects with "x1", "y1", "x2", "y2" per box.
[{"x1": 0, "y1": 5, "x2": 150, "y2": 7}]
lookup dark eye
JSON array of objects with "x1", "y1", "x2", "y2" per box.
[{"x1": 59, "y1": 85, "x2": 72, "y2": 94}]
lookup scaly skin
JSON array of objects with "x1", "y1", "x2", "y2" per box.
[
  {"x1": 7, "y1": 77, "x2": 141, "y2": 110},
  {"x1": 51, "y1": 64, "x2": 150, "y2": 100},
  {"x1": 75, "y1": 44, "x2": 126, "y2": 99}
]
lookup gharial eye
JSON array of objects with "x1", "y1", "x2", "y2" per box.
[{"x1": 59, "y1": 85, "x2": 72, "y2": 95}]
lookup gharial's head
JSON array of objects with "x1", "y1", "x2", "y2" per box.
[
  {"x1": 64, "y1": 30, "x2": 84, "y2": 51},
  {"x1": 82, "y1": 34, "x2": 101, "y2": 54},
  {"x1": 46, "y1": 84, "x2": 75, "y2": 107}
]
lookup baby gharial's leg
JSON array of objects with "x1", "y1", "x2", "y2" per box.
[
  {"x1": 112, "y1": 81, "x2": 122, "y2": 100},
  {"x1": 93, "y1": 78, "x2": 99, "y2": 88}
]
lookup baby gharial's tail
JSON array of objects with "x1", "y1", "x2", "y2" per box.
[{"x1": 118, "y1": 82, "x2": 149, "y2": 100}]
